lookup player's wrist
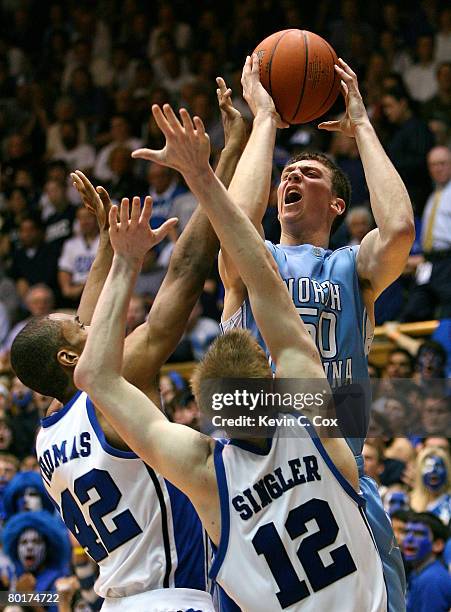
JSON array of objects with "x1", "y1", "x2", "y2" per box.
[{"x1": 253, "y1": 109, "x2": 280, "y2": 126}]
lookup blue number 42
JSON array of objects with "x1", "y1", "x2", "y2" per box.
[{"x1": 61, "y1": 468, "x2": 142, "y2": 562}]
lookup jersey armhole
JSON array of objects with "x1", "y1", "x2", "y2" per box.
[
  {"x1": 209, "y1": 441, "x2": 230, "y2": 580},
  {"x1": 86, "y1": 397, "x2": 139, "y2": 459},
  {"x1": 305, "y1": 428, "x2": 365, "y2": 507}
]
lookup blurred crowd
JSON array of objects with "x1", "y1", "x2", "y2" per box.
[{"x1": 0, "y1": 0, "x2": 450, "y2": 609}]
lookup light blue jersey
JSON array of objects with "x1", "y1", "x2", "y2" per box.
[
  {"x1": 221, "y1": 241, "x2": 406, "y2": 612},
  {"x1": 221, "y1": 243, "x2": 373, "y2": 456}
]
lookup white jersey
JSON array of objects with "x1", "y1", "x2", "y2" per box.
[
  {"x1": 210, "y1": 418, "x2": 387, "y2": 612},
  {"x1": 36, "y1": 391, "x2": 211, "y2": 605}
]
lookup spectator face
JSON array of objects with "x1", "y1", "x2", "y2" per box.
[
  {"x1": 417, "y1": 346, "x2": 445, "y2": 379},
  {"x1": 0, "y1": 420, "x2": 13, "y2": 450},
  {"x1": 126, "y1": 296, "x2": 147, "y2": 333},
  {"x1": 11, "y1": 377, "x2": 32, "y2": 408},
  {"x1": 76, "y1": 208, "x2": 98, "y2": 238},
  {"x1": 427, "y1": 146, "x2": 451, "y2": 186},
  {"x1": 421, "y1": 454, "x2": 448, "y2": 491},
  {"x1": 381, "y1": 95, "x2": 407, "y2": 124},
  {"x1": 8, "y1": 189, "x2": 28, "y2": 215},
  {"x1": 362, "y1": 443, "x2": 382, "y2": 480},
  {"x1": 60, "y1": 123, "x2": 78, "y2": 150},
  {"x1": 402, "y1": 522, "x2": 433, "y2": 565},
  {"x1": 172, "y1": 399, "x2": 200, "y2": 428},
  {"x1": 109, "y1": 147, "x2": 131, "y2": 176},
  {"x1": 18, "y1": 529, "x2": 46, "y2": 572},
  {"x1": 346, "y1": 210, "x2": 371, "y2": 243},
  {"x1": 384, "y1": 398, "x2": 407, "y2": 432},
  {"x1": 148, "y1": 163, "x2": 172, "y2": 194},
  {"x1": 55, "y1": 98, "x2": 75, "y2": 122},
  {"x1": 25, "y1": 286, "x2": 54, "y2": 316},
  {"x1": 111, "y1": 117, "x2": 130, "y2": 142},
  {"x1": 159, "y1": 375, "x2": 176, "y2": 404},
  {"x1": 437, "y1": 63, "x2": 451, "y2": 93},
  {"x1": 21, "y1": 455, "x2": 39, "y2": 472},
  {"x1": 18, "y1": 486, "x2": 43, "y2": 512},
  {"x1": 19, "y1": 220, "x2": 42, "y2": 248},
  {"x1": 421, "y1": 397, "x2": 449, "y2": 434},
  {"x1": 392, "y1": 516, "x2": 406, "y2": 546},
  {"x1": 7, "y1": 134, "x2": 26, "y2": 159},
  {"x1": 416, "y1": 36, "x2": 434, "y2": 63},
  {"x1": 44, "y1": 180, "x2": 66, "y2": 207},
  {"x1": 385, "y1": 351, "x2": 412, "y2": 378},
  {"x1": 0, "y1": 458, "x2": 17, "y2": 489},
  {"x1": 383, "y1": 490, "x2": 410, "y2": 515}
]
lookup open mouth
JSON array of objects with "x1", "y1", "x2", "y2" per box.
[
  {"x1": 403, "y1": 545, "x2": 417, "y2": 557},
  {"x1": 284, "y1": 189, "x2": 303, "y2": 206}
]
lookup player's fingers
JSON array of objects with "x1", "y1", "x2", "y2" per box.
[
  {"x1": 340, "y1": 80, "x2": 349, "y2": 98},
  {"x1": 193, "y1": 116, "x2": 206, "y2": 137},
  {"x1": 139, "y1": 195, "x2": 153, "y2": 225},
  {"x1": 162, "y1": 103, "x2": 182, "y2": 132},
  {"x1": 338, "y1": 57, "x2": 357, "y2": 79},
  {"x1": 216, "y1": 76, "x2": 227, "y2": 92},
  {"x1": 131, "y1": 148, "x2": 165, "y2": 163},
  {"x1": 154, "y1": 217, "x2": 178, "y2": 243},
  {"x1": 120, "y1": 198, "x2": 129, "y2": 225},
  {"x1": 241, "y1": 55, "x2": 251, "y2": 82},
  {"x1": 70, "y1": 172, "x2": 84, "y2": 191},
  {"x1": 334, "y1": 64, "x2": 353, "y2": 84},
  {"x1": 251, "y1": 53, "x2": 260, "y2": 75},
  {"x1": 109, "y1": 205, "x2": 119, "y2": 230},
  {"x1": 130, "y1": 196, "x2": 141, "y2": 225},
  {"x1": 180, "y1": 108, "x2": 195, "y2": 137},
  {"x1": 151, "y1": 104, "x2": 173, "y2": 137},
  {"x1": 96, "y1": 186, "x2": 110, "y2": 204},
  {"x1": 317, "y1": 121, "x2": 341, "y2": 132}
]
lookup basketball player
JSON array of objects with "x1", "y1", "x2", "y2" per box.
[
  {"x1": 11, "y1": 84, "x2": 246, "y2": 611},
  {"x1": 73, "y1": 104, "x2": 387, "y2": 611},
  {"x1": 219, "y1": 55, "x2": 414, "y2": 611}
]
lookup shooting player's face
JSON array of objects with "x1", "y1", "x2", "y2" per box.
[
  {"x1": 277, "y1": 160, "x2": 334, "y2": 232},
  {"x1": 48, "y1": 313, "x2": 89, "y2": 354}
]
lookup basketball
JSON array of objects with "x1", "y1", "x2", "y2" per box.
[{"x1": 253, "y1": 29, "x2": 341, "y2": 124}]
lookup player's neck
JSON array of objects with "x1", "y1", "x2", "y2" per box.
[{"x1": 280, "y1": 227, "x2": 330, "y2": 249}]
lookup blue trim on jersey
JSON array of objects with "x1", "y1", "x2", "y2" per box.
[
  {"x1": 305, "y1": 429, "x2": 365, "y2": 507},
  {"x1": 86, "y1": 398, "x2": 138, "y2": 459},
  {"x1": 41, "y1": 391, "x2": 82, "y2": 428},
  {"x1": 228, "y1": 438, "x2": 273, "y2": 455},
  {"x1": 209, "y1": 442, "x2": 230, "y2": 580},
  {"x1": 165, "y1": 479, "x2": 207, "y2": 590}
]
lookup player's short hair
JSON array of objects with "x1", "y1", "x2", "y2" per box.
[
  {"x1": 10, "y1": 317, "x2": 71, "y2": 402},
  {"x1": 284, "y1": 152, "x2": 351, "y2": 233},
  {"x1": 191, "y1": 329, "x2": 271, "y2": 409}
]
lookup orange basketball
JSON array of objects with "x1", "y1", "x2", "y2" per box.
[{"x1": 253, "y1": 29, "x2": 341, "y2": 124}]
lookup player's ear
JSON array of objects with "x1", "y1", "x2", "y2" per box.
[
  {"x1": 57, "y1": 348, "x2": 80, "y2": 368},
  {"x1": 331, "y1": 197, "x2": 345, "y2": 217}
]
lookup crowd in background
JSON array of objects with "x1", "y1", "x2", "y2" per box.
[{"x1": 0, "y1": 0, "x2": 450, "y2": 609}]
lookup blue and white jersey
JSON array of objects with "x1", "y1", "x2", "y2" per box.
[
  {"x1": 221, "y1": 242, "x2": 373, "y2": 456},
  {"x1": 210, "y1": 420, "x2": 387, "y2": 612},
  {"x1": 427, "y1": 493, "x2": 451, "y2": 525},
  {"x1": 36, "y1": 391, "x2": 209, "y2": 600}
]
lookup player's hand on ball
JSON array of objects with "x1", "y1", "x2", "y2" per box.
[
  {"x1": 109, "y1": 196, "x2": 177, "y2": 261},
  {"x1": 216, "y1": 77, "x2": 247, "y2": 150},
  {"x1": 318, "y1": 58, "x2": 370, "y2": 138},
  {"x1": 71, "y1": 170, "x2": 112, "y2": 231},
  {"x1": 132, "y1": 104, "x2": 211, "y2": 177},
  {"x1": 241, "y1": 54, "x2": 288, "y2": 128}
]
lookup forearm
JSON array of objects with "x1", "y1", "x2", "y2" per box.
[
  {"x1": 77, "y1": 234, "x2": 113, "y2": 324},
  {"x1": 227, "y1": 112, "x2": 277, "y2": 224},
  {"x1": 355, "y1": 122, "x2": 414, "y2": 236},
  {"x1": 187, "y1": 168, "x2": 319, "y2": 363},
  {"x1": 76, "y1": 254, "x2": 140, "y2": 383},
  {"x1": 214, "y1": 141, "x2": 244, "y2": 189}
]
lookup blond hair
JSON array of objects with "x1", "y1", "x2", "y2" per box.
[
  {"x1": 191, "y1": 329, "x2": 271, "y2": 410},
  {"x1": 410, "y1": 446, "x2": 451, "y2": 512}
]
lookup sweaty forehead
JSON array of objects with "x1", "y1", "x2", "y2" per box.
[{"x1": 282, "y1": 159, "x2": 331, "y2": 176}]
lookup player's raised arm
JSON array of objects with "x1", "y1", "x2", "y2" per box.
[
  {"x1": 136, "y1": 104, "x2": 322, "y2": 380},
  {"x1": 71, "y1": 171, "x2": 114, "y2": 325},
  {"x1": 219, "y1": 54, "x2": 287, "y2": 318},
  {"x1": 319, "y1": 59, "x2": 415, "y2": 300},
  {"x1": 73, "y1": 198, "x2": 215, "y2": 503},
  {"x1": 122, "y1": 83, "x2": 246, "y2": 398}
]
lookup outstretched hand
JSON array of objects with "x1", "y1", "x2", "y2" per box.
[
  {"x1": 109, "y1": 196, "x2": 177, "y2": 262},
  {"x1": 71, "y1": 170, "x2": 112, "y2": 231},
  {"x1": 241, "y1": 54, "x2": 288, "y2": 128},
  {"x1": 318, "y1": 58, "x2": 370, "y2": 138},
  {"x1": 131, "y1": 104, "x2": 211, "y2": 178},
  {"x1": 216, "y1": 77, "x2": 247, "y2": 150}
]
